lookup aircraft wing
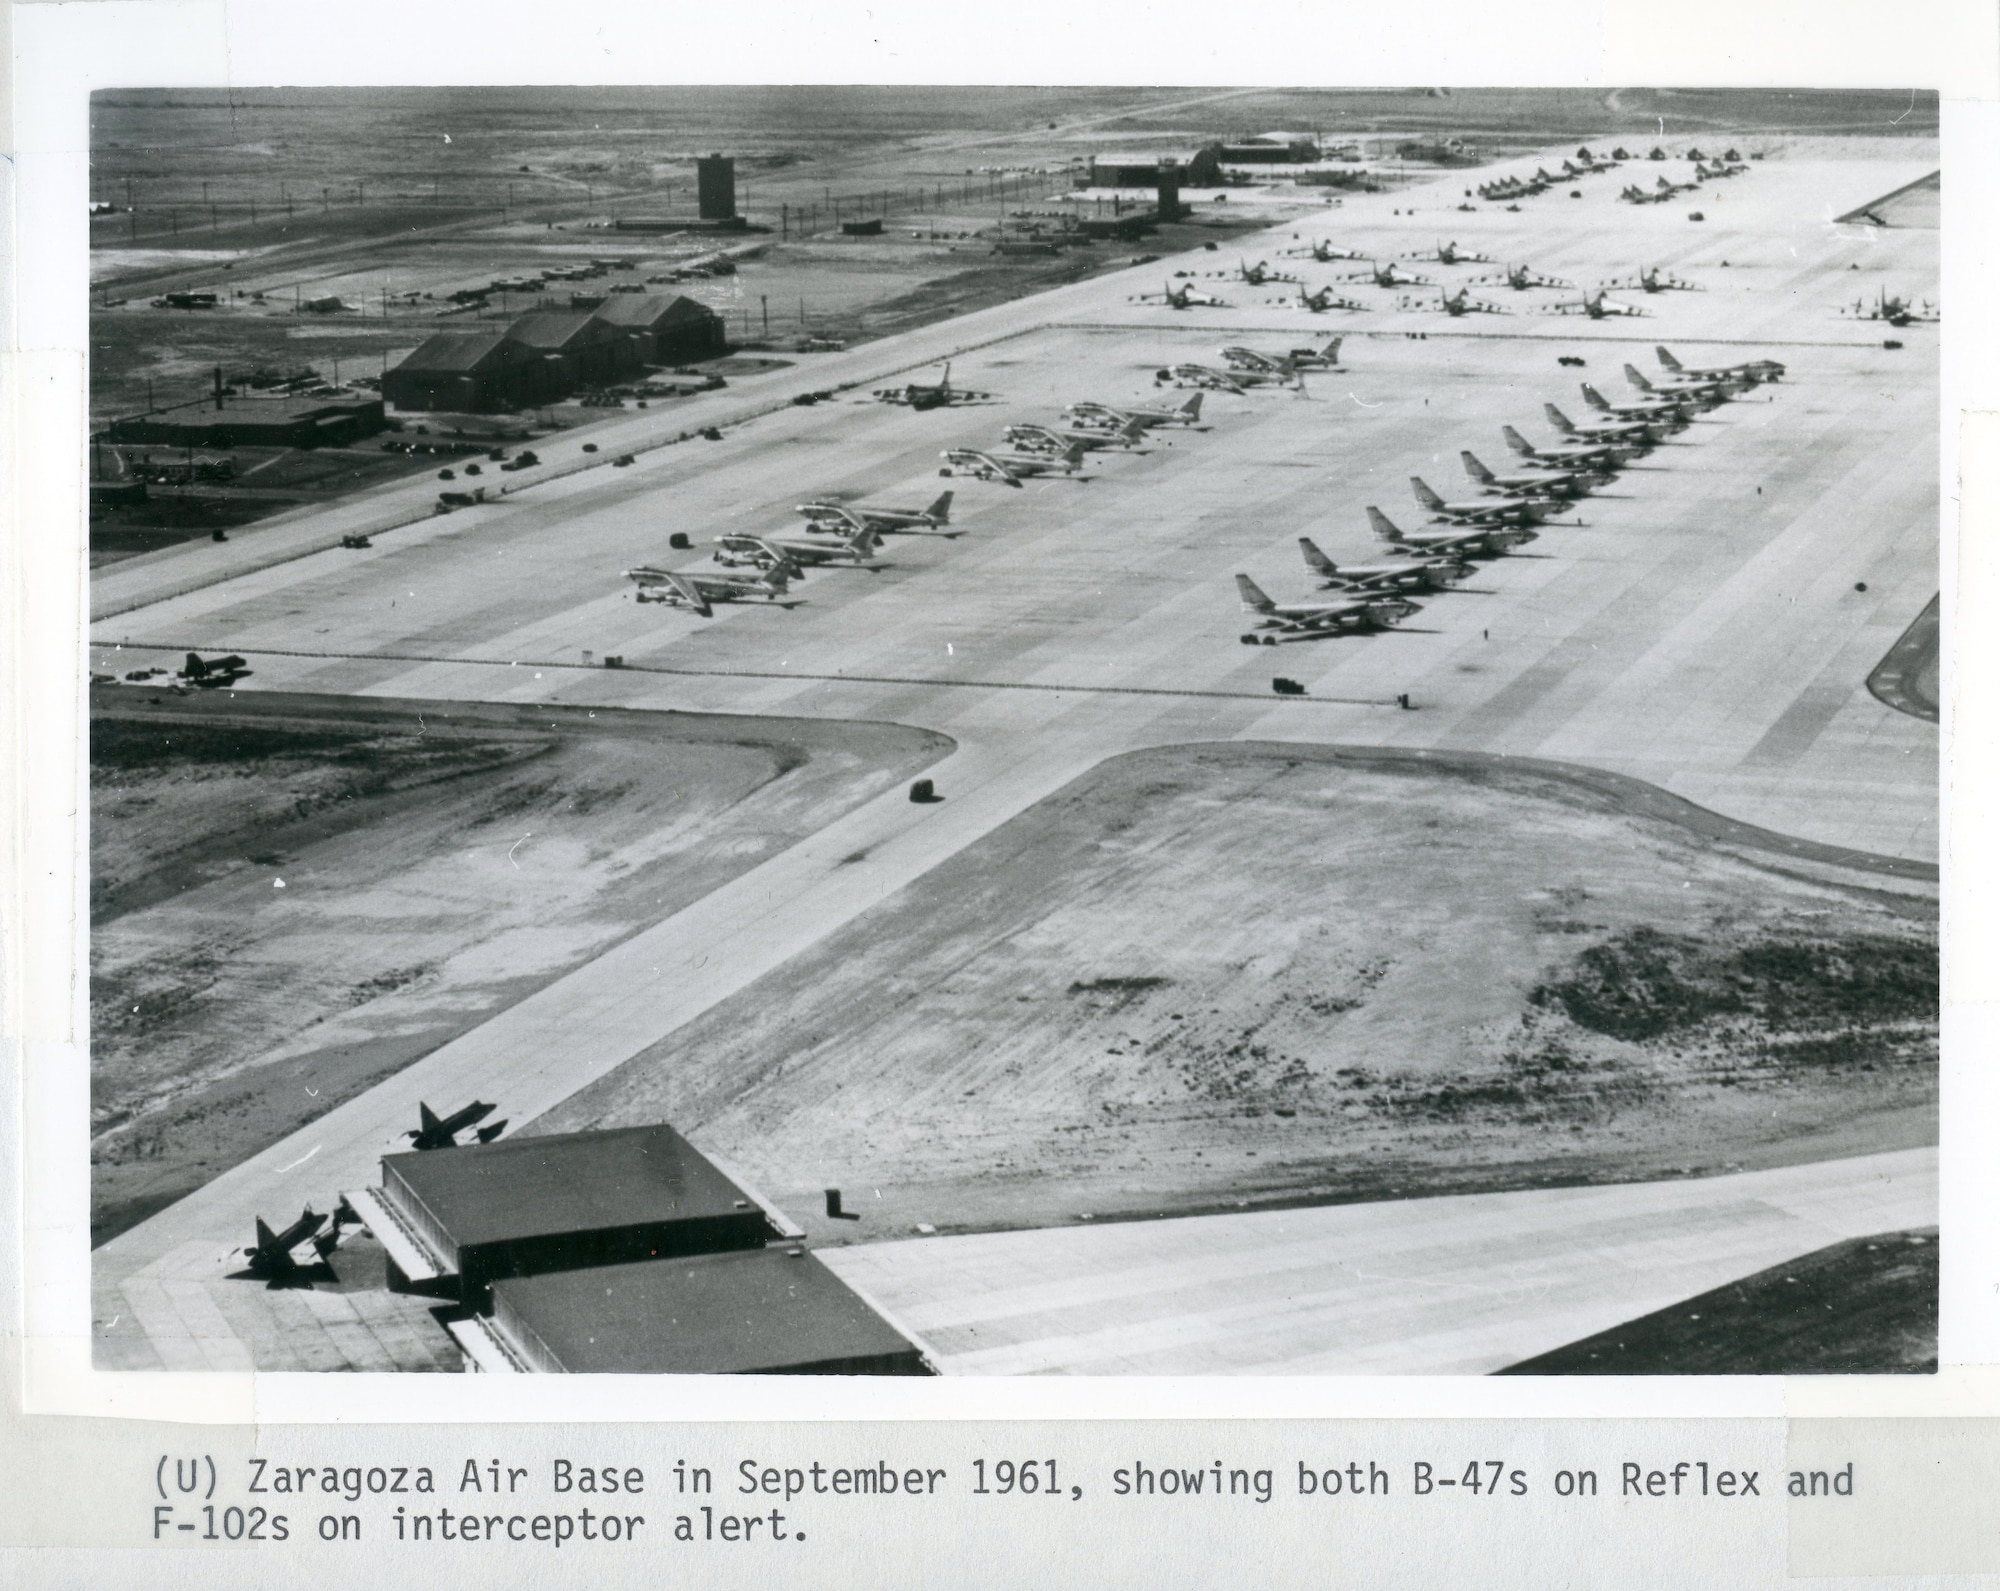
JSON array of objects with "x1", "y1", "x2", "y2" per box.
[{"x1": 662, "y1": 572, "x2": 714, "y2": 616}]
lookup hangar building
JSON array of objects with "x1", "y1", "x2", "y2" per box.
[
  {"x1": 381, "y1": 330, "x2": 553, "y2": 413},
  {"x1": 106, "y1": 391, "x2": 386, "y2": 449},
  {"x1": 590, "y1": 293, "x2": 728, "y2": 363}
]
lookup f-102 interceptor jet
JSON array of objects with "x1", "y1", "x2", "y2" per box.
[
  {"x1": 238, "y1": 1207, "x2": 341, "y2": 1284},
  {"x1": 406, "y1": 1100, "x2": 507, "y2": 1150},
  {"x1": 1234, "y1": 574, "x2": 1420, "y2": 641}
]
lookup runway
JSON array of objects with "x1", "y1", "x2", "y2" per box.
[{"x1": 85, "y1": 143, "x2": 1939, "y2": 1373}]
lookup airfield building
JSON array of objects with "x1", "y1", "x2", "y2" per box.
[
  {"x1": 382, "y1": 329, "x2": 553, "y2": 413},
  {"x1": 106, "y1": 391, "x2": 386, "y2": 449},
  {"x1": 697, "y1": 153, "x2": 737, "y2": 220},
  {"x1": 503, "y1": 309, "x2": 641, "y2": 391},
  {"x1": 480, "y1": 1249, "x2": 931, "y2": 1375},
  {"x1": 1089, "y1": 147, "x2": 1223, "y2": 188},
  {"x1": 588, "y1": 293, "x2": 728, "y2": 363},
  {"x1": 350, "y1": 1122, "x2": 781, "y2": 1308}
]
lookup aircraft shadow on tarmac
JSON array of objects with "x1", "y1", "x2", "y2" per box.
[{"x1": 226, "y1": 1260, "x2": 340, "y2": 1291}]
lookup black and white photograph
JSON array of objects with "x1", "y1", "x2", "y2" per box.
[{"x1": 77, "y1": 80, "x2": 1939, "y2": 1380}]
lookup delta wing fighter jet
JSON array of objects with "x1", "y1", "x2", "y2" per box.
[
  {"x1": 1368, "y1": 506, "x2": 1536, "y2": 558},
  {"x1": 1405, "y1": 240, "x2": 1496, "y2": 265},
  {"x1": 1411, "y1": 475, "x2": 1555, "y2": 527},
  {"x1": 626, "y1": 564, "x2": 801, "y2": 613},
  {"x1": 1298, "y1": 536, "x2": 1471, "y2": 593},
  {"x1": 1603, "y1": 266, "x2": 1703, "y2": 294},
  {"x1": 1235, "y1": 574, "x2": 1420, "y2": 642},
  {"x1": 239, "y1": 1208, "x2": 341, "y2": 1283},
  {"x1": 1472, "y1": 263, "x2": 1574, "y2": 291},
  {"x1": 1293, "y1": 282, "x2": 1367, "y2": 313},
  {"x1": 797, "y1": 490, "x2": 956, "y2": 535},
  {"x1": 1542, "y1": 289, "x2": 1648, "y2": 319},
  {"x1": 1460, "y1": 450, "x2": 1592, "y2": 497},
  {"x1": 1544, "y1": 401, "x2": 1660, "y2": 447},
  {"x1": 406, "y1": 1100, "x2": 508, "y2": 1150},
  {"x1": 941, "y1": 444, "x2": 1089, "y2": 486},
  {"x1": 1656, "y1": 345, "x2": 1785, "y2": 384}
]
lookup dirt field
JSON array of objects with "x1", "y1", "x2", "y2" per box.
[
  {"x1": 88, "y1": 692, "x2": 950, "y2": 1243},
  {"x1": 539, "y1": 743, "x2": 1937, "y2": 1245},
  {"x1": 1500, "y1": 1228, "x2": 1937, "y2": 1374}
]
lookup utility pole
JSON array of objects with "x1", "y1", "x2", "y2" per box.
[{"x1": 760, "y1": 295, "x2": 768, "y2": 334}]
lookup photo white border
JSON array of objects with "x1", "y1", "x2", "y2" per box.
[{"x1": 6, "y1": 0, "x2": 1992, "y2": 1425}]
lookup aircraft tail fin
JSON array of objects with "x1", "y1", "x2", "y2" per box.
[
  {"x1": 1235, "y1": 574, "x2": 1276, "y2": 614},
  {"x1": 1367, "y1": 507, "x2": 1407, "y2": 543},
  {"x1": 418, "y1": 1103, "x2": 440, "y2": 1133},
  {"x1": 1580, "y1": 383, "x2": 1612, "y2": 411},
  {"x1": 1063, "y1": 445, "x2": 1085, "y2": 468},
  {"x1": 1119, "y1": 418, "x2": 1146, "y2": 443},
  {"x1": 1298, "y1": 537, "x2": 1338, "y2": 577},
  {"x1": 925, "y1": 491, "x2": 953, "y2": 524},
  {"x1": 1501, "y1": 425, "x2": 1535, "y2": 457},
  {"x1": 183, "y1": 652, "x2": 207, "y2": 678},
  {"x1": 1410, "y1": 476, "x2": 1446, "y2": 511},
  {"x1": 254, "y1": 1218, "x2": 277, "y2": 1250},
  {"x1": 1624, "y1": 363, "x2": 1655, "y2": 391},
  {"x1": 1544, "y1": 403, "x2": 1578, "y2": 433},
  {"x1": 1461, "y1": 451, "x2": 1495, "y2": 483},
  {"x1": 1179, "y1": 393, "x2": 1202, "y2": 421},
  {"x1": 1322, "y1": 337, "x2": 1343, "y2": 363},
  {"x1": 1656, "y1": 344, "x2": 1683, "y2": 371}
]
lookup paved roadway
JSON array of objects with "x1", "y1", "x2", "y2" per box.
[
  {"x1": 86, "y1": 145, "x2": 1939, "y2": 1373},
  {"x1": 820, "y1": 1147, "x2": 1938, "y2": 1375}
]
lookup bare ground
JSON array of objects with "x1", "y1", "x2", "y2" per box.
[
  {"x1": 88, "y1": 691, "x2": 950, "y2": 1243},
  {"x1": 537, "y1": 742, "x2": 1937, "y2": 1247}
]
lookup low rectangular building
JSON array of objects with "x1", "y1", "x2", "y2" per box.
[
  {"x1": 106, "y1": 392, "x2": 386, "y2": 448},
  {"x1": 482, "y1": 1248, "x2": 932, "y2": 1374},
  {"x1": 353, "y1": 1123, "x2": 779, "y2": 1307}
]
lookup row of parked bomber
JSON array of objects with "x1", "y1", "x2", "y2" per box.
[
  {"x1": 1232, "y1": 343, "x2": 1788, "y2": 648},
  {"x1": 617, "y1": 387, "x2": 1217, "y2": 615}
]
